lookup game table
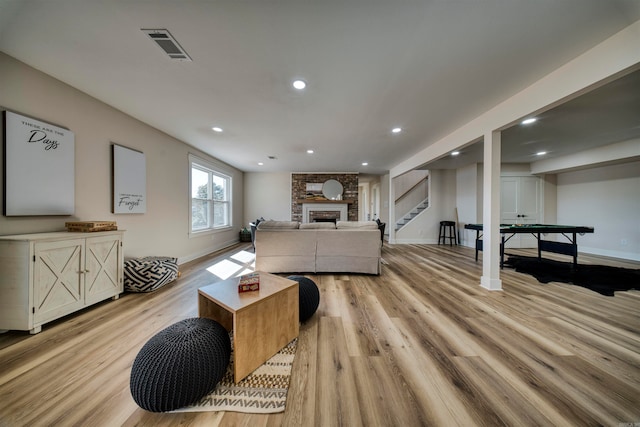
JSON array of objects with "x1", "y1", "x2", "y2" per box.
[{"x1": 465, "y1": 223, "x2": 595, "y2": 267}]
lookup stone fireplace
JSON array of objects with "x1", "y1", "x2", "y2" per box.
[{"x1": 291, "y1": 173, "x2": 358, "y2": 222}]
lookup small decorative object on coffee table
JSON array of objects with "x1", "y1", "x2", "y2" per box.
[{"x1": 238, "y1": 272, "x2": 260, "y2": 292}]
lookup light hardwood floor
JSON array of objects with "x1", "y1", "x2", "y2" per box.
[{"x1": 1, "y1": 243, "x2": 639, "y2": 427}]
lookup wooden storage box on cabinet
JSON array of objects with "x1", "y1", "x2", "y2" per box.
[{"x1": 0, "y1": 230, "x2": 124, "y2": 334}]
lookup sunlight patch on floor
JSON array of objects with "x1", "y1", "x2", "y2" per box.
[
  {"x1": 205, "y1": 249, "x2": 256, "y2": 280},
  {"x1": 231, "y1": 250, "x2": 256, "y2": 264}
]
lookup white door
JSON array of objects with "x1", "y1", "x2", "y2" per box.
[
  {"x1": 501, "y1": 176, "x2": 541, "y2": 248},
  {"x1": 371, "y1": 183, "x2": 380, "y2": 221},
  {"x1": 358, "y1": 183, "x2": 370, "y2": 221}
]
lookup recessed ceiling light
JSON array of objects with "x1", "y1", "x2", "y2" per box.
[
  {"x1": 293, "y1": 80, "x2": 306, "y2": 90},
  {"x1": 307, "y1": 149, "x2": 314, "y2": 154},
  {"x1": 536, "y1": 151, "x2": 547, "y2": 156},
  {"x1": 521, "y1": 118, "x2": 537, "y2": 125},
  {"x1": 391, "y1": 127, "x2": 402, "y2": 133},
  {"x1": 362, "y1": 162, "x2": 369, "y2": 166},
  {"x1": 451, "y1": 151, "x2": 460, "y2": 156},
  {"x1": 211, "y1": 126, "x2": 223, "y2": 132},
  {"x1": 258, "y1": 162, "x2": 264, "y2": 166}
]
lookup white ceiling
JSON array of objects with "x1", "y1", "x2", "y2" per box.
[
  {"x1": 425, "y1": 68, "x2": 640, "y2": 170},
  {"x1": 1, "y1": 0, "x2": 639, "y2": 175}
]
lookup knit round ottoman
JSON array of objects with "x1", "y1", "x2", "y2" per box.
[
  {"x1": 130, "y1": 317, "x2": 231, "y2": 412},
  {"x1": 288, "y1": 275, "x2": 320, "y2": 322}
]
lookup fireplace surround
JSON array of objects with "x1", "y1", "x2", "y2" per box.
[{"x1": 302, "y1": 202, "x2": 348, "y2": 223}]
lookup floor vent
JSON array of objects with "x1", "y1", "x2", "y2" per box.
[{"x1": 142, "y1": 29, "x2": 192, "y2": 62}]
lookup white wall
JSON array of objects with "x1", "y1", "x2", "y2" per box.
[
  {"x1": 395, "y1": 169, "x2": 457, "y2": 244},
  {"x1": 557, "y1": 161, "x2": 640, "y2": 261},
  {"x1": 451, "y1": 159, "x2": 638, "y2": 259},
  {"x1": 456, "y1": 163, "x2": 480, "y2": 247},
  {"x1": 501, "y1": 164, "x2": 531, "y2": 175},
  {"x1": 541, "y1": 174, "x2": 557, "y2": 225},
  {"x1": 396, "y1": 158, "x2": 639, "y2": 261},
  {"x1": 243, "y1": 172, "x2": 292, "y2": 224},
  {"x1": 394, "y1": 186, "x2": 429, "y2": 223},
  {"x1": 0, "y1": 53, "x2": 243, "y2": 263},
  {"x1": 380, "y1": 173, "x2": 390, "y2": 230}
]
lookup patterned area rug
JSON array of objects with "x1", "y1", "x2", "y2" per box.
[{"x1": 172, "y1": 337, "x2": 297, "y2": 414}]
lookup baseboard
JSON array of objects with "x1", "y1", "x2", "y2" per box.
[
  {"x1": 177, "y1": 239, "x2": 240, "y2": 265},
  {"x1": 579, "y1": 246, "x2": 640, "y2": 262},
  {"x1": 391, "y1": 238, "x2": 437, "y2": 244}
]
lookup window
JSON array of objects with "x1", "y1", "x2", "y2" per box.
[{"x1": 190, "y1": 155, "x2": 232, "y2": 233}]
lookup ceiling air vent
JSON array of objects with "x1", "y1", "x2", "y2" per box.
[{"x1": 142, "y1": 29, "x2": 192, "y2": 61}]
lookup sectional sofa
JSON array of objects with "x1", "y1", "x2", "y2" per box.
[{"x1": 254, "y1": 220, "x2": 382, "y2": 274}]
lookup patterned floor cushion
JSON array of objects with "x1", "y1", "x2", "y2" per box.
[{"x1": 124, "y1": 256, "x2": 179, "y2": 292}]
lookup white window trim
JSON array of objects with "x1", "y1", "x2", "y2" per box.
[{"x1": 189, "y1": 154, "x2": 233, "y2": 236}]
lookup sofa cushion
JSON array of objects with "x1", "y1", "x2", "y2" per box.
[
  {"x1": 315, "y1": 229, "x2": 381, "y2": 274},
  {"x1": 254, "y1": 230, "x2": 316, "y2": 273},
  {"x1": 299, "y1": 222, "x2": 336, "y2": 229},
  {"x1": 256, "y1": 220, "x2": 300, "y2": 230},
  {"x1": 316, "y1": 229, "x2": 381, "y2": 257},
  {"x1": 336, "y1": 221, "x2": 378, "y2": 230}
]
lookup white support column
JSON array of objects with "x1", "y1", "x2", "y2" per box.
[
  {"x1": 388, "y1": 174, "x2": 396, "y2": 244},
  {"x1": 481, "y1": 130, "x2": 502, "y2": 291}
]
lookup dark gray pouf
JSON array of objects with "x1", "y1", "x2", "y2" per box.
[
  {"x1": 288, "y1": 275, "x2": 320, "y2": 322},
  {"x1": 130, "y1": 317, "x2": 231, "y2": 412}
]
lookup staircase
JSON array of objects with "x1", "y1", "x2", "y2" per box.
[{"x1": 395, "y1": 198, "x2": 429, "y2": 231}]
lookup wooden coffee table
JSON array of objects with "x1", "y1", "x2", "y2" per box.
[{"x1": 198, "y1": 271, "x2": 299, "y2": 383}]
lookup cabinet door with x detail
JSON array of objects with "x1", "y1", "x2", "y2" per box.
[
  {"x1": 33, "y1": 239, "x2": 85, "y2": 325},
  {"x1": 85, "y1": 234, "x2": 122, "y2": 305}
]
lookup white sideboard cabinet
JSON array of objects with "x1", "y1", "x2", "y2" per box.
[{"x1": 0, "y1": 230, "x2": 124, "y2": 334}]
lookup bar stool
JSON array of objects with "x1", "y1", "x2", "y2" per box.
[{"x1": 438, "y1": 221, "x2": 457, "y2": 245}]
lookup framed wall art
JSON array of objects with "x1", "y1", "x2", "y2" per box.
[
  {"x1": 3, "y1": 110, "x2": 75, "y2": 216},
  {"x1": 112, "y1": 143, "x2": 146, "y2": 214}
]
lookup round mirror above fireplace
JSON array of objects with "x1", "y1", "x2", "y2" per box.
[{"x1": 322, "y1": 179, "x2": 343, "y2": 200}]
